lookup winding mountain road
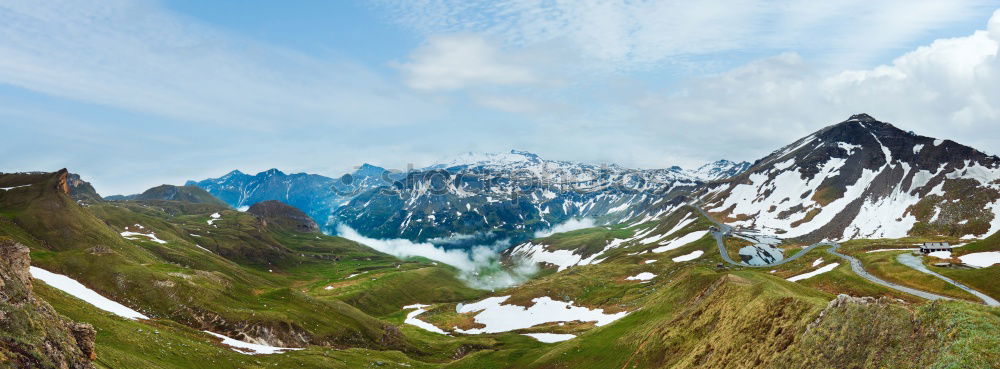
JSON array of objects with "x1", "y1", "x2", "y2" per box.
[
  {"x1": 691, "y1": 203, "x2": 969, "y2": 304},
  {"x1": 896, "y1": 253, "x2": 999, "y2": 307}
]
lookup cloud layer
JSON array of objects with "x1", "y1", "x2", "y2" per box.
[
  {"x1": 397, "y1": 34, "x2": 538, "y2": 91},
  {"x1": 534, "y1": 218, "x2": 597, "y2": 239},
  {"x1": 378, "y1": 0, "x2": 994, "y2": 70},
  {"x1": 0, "y1": 0, "x2": 436, "y2": 128},
  {"x1": 630, "y1": 10, "x2": 1000, "y2": 159},
  {"x1": 2, "y1": 1, "x2": 1000, "y2": 195},
  {"x1": 337, "y1": 225, "x2": 538, "y2": 289}
]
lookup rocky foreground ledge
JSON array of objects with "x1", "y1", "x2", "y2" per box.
[{"x1": 0, "y1": 238, "x2": 96, "y2": 369}]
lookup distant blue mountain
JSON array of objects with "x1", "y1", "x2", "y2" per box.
[
  {"x1": 186, "y1": 165, "x2": 389, "y2": 231},
  {"x1": 188, "y1": 152, "x2": 749, "y2": 247}
]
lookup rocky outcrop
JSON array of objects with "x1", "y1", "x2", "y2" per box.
[
  {"x1": 0, "y1": 238, "x2": 96, "y2": 369},
  {"x1": 66, "y1": 173, "x2": 102, "y2": 203},
  {"x1": 805, "y1": 294, "x2": 892, "y2": 332},
  {"x1": 55, "y1": 169, "x2": 70, "y2": 195},
  {"x1": 247, "y1": 200, "x2": 320, "y2": 234}
]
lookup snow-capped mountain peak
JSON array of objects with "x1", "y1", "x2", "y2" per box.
[
  {"x1": 689, "y1": 160, "x2": 752, "y2": 181},
  {"x1": 334, "y1": 150, "x2": 750, "y2": 245},
  {"x1": 428, "y1": 150, "x2": 543, "y2": 170},
  {"x1": 703, "y1": 114, "x2": 1000, "y2": 242}
]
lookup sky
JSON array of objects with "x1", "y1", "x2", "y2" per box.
[{"x1": 2, "y1": 0, "x2": 1000, "y2": 195}]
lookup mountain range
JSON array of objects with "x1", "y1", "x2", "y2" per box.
[
  {"x1": 130, "y1": 115, "x2": 1000, "y2": 248},
  {"x1": 183, "y1": 165, "x2": 392, "y2": 231},
  {"x1": 184, "y1": 151, "x2": 750, "y2": 246},
  {"x1": 2, "y1": 114, "x2": 999, "y2": 368}
]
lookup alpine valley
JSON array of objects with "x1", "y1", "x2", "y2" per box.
[{"x1": 2, "y1": 115, "x2": 999, "y2": 369}]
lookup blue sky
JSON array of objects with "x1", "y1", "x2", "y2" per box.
[{"x1": 2, "y1": 0, "x2": 1000, "y2": 195}]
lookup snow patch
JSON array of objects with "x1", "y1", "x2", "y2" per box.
[
  {"x1": 958, "y1": 252, "x2": 1000, "y2": 268},
  {"x1": 29, "y1": 267, "x2": 148, "y2": 320},
  {"x1": 203, "y1": 331, "x2": 302, "y2": 355},
  {"x1": 0, "y1": 184, "x2": 30, "y2": 191},
  {"x1": 651, "y1": 230, "x2": 709, "y2": 253},
  {"x1": 207, "y1": 212, "x2": 221, "y2": 226},
  {"x1": 927, "y1": 251, "x2": 952, "y2": 259},
  {"x1": 402, "y1": 304, "x2": 448, "y2": 335},
  {"x1": 671, "y1": 250, "x2": 704, "y2": 262},
  {"x1": 787, "y1": 263, "x2": 839, "y2": 282},
  {"x1": 121, "y1": 230, "x2": 167, "y2": 244},
  {"x1": 625, "y1": 272, "x2": 656, "y2": 281},
  {"x1": 522, "y1": 333, "x2": 576, "y2": 343},
  {"x1": 454, "y1": 296, "x2": 627, "y2": 334}
]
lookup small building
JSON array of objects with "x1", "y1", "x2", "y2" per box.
[{"x1": 919, "y1": 242, "x2": 951, "y2": 254}]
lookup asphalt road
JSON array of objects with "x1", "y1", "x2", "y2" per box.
[
  {"x1": 691, "y1": 202, "x2": 961, "y2": 303},
  {"x1": 896, "y1": 253, "x2": 999, "y2": 307}
]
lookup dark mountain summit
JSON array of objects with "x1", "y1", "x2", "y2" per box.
[
  {"x1": 247, "y1": 200, "x2": 320, "y2": 234},
  {"x1": 112, "y1": 184, "x2": 228, "y2": 206},
  {"x1": 702, "y1": 114, "x2": 1000, "y2": 242}
]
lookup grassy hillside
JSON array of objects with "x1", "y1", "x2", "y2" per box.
[
  {"x1": 34, "y1": 282, "x2": 436, "y2": 369},
  {"x1": 4, "y1": 171, "x2": 998, "y2": 368},
  {"x1": 445, "y1": 268, "x2": 999, "y2": 368},
  {"x1": 0, "y1": 171, "x2": 483, "y2": 357}
]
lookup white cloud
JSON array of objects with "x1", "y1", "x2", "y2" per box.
[
  {"x1": 626, "y1": 9, "x2": 1000, "y2": 159},
  {"x1": 471, "y1": 93, "x2": 543, "y2": 113},
  {"x1": 338, "y1": 225, "x2": 482, "y2": 269},
  {"x1": 377, "y1": 0, "x2": 994, "y2": 70},
  {"x1": 4, "y1": 1, "x2": 1000, "y2": 197},
  {"x1": 0, "y1": 0, "x2": 438, "y2": 128},
  {"x1": 337, "y1": 225, "x2": 537, "y2": 289},
  {"x1": 534, "y1": 218, "x2": 596, "y2": 238},
  {"x1": 397, "y1": 34, "x2": 538, "y2": 90}
]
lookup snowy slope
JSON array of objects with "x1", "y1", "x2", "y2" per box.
[
  {"x1": 702, "y1": 114, "x2": 1000, "y2": 242},
  {"x1": 335, "y1": 150, "x2": 743, "y2": 245}
]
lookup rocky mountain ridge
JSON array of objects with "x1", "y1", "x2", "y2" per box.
[
  {"x1": 701, "y1": 113, "x2": 1000, "y2": 242},
  {"x1": 185, "y1": 152, "x2": 748, "y2": 245},
  {"x1": 333, "y1": 150, "x2": 745, "y2": 245},
  {"x1": 247, "y1": 200, "x2": 321, "y2": 234},
  {"x1": 184, "y1": 166, "x2": 391, "y2": 232}
]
